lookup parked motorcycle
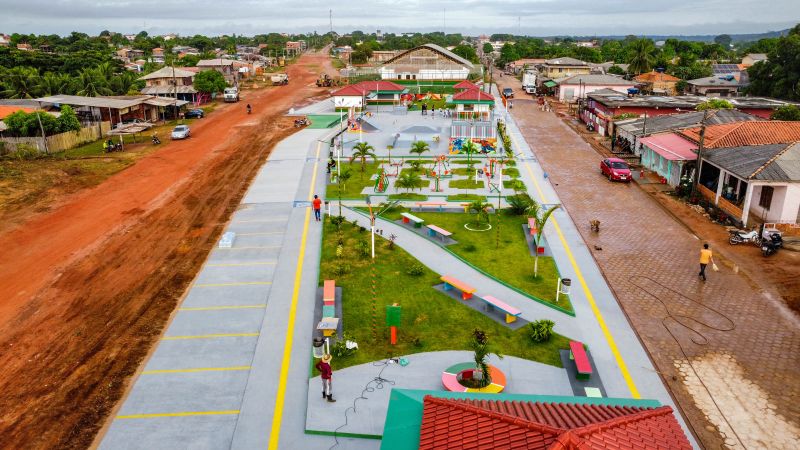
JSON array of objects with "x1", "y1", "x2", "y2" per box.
[
  {"x1": 294, "y1": 118, "x2": 309, "y2": 128},
  {"x1": 761, "y1": 232, "x2": 783, "y2": 256},
  {"x1": 151, "y1": 135, "x2": 161, "y2": 145},
  {"x1": 728, "y1": 228, "x2": 762, "y2": 246}
]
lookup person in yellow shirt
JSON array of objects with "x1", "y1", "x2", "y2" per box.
[{"x1": 699, "y1": 243, "x2": 715, "y2": 281}]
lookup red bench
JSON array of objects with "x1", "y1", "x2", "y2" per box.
[
  {"x1": 528, "y1": 218, "x2": 537, "y2": 235},
  {"x1": 569, "y1": 341, "x2": 593, "y2": 380}
]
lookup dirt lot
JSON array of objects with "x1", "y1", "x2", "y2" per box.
[{"x1": 0, "y1": 50, "x2": 334, "y2": 449}]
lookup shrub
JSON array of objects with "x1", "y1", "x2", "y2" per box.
[
  {"x1": 333, "y1": 263, "x2": 351, "y2": 276},
  {"x1": 332, "y1": 333, "x2": 358, "y2": 357},
  {"x1": 335, "y1": 245, "x2": 344, "y2": 258},
  {"x1": 462, "y1": 243, "x2": 477, "y2": 252},
  {"x1": 528, "y1": 319, "x2": 555, "y2": 343},
  {"x1": 506, "y1": 193, "x2": 533, "y2": 215},
  {"x1": 350, "y1": 218, "x2": 359, "y2": 228},
  {"x1": 330, "y1": 215, "x2": 345, "y2": 227},
  {"x1": 407, "y1": 263, "x2": 425, "y2": 276},
  {"x1": 356, "y1": 240, "x2": 370, "y2": 258}
]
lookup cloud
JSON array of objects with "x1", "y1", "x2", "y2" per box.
[{"x1": 0, "y1": 0, "x2": 797, "y2": 36}]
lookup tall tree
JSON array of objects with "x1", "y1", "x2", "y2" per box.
[
  {"x1": 1, "y1": 66, "x2": 40, "y2": 99},
  {"x1": 409, "y1": 140, "x2": 430, "y2": 157},
  {"x1": 746, "y1": 25, "x2": 800, "y2": 101},
  {"x1": 73, "y1": 67, "x2": 111, "y2": 97},
  {"x1": 627, "y1": 39, "x2": 656, "y2": 74},
  {"x1": 526, "y1": 200, "x2": 559, "y2": 277},
  {"x1": 350, "y1": 142, "x2": 377, "y2": 179},
  {"x1": 38, "y1": 72, "x2": 73, "y2": 96},
  {"x1": 193, "y1": 69, "x2": 227, "y2": 94}
]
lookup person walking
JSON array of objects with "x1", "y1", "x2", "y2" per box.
[
  {"x1": 698, "y1": 243, "x2": 715, "y2": 281},
  {"x1": 312, "y1": 194, "x2": 322, "y2": 222},
  {"x1": 315, "y1": 354, "x2": 336, "y2": 402},
  {"x1": 421, "y1": 103, "x2": 427, "y2": 116}
]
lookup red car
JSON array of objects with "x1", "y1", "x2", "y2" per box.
[{"x1": 600, "y1": 158, "x2": 632, "y2": 182}]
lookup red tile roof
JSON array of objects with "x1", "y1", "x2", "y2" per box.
[
  {"x1": 454, "y1": 80, "x2": 479, "y2": 90},
  {"x1": 332, "y1": 80, "x2": 406, "y2": 96},
  {"x1": 418, "y1": 396, "x2": 691, "y2": 450},
  {"x1": 0, "y1": 106, "x2": 35, "y2": 119},
  {"x1": 680, "y1": 121, "x2": 800, "y2": 149},
  {"x1": 452, "y1": 89, "x2": 494, "y2": 102},
  {"x1": 634, "y1": 71, "x2": 681, "y2": 83}
]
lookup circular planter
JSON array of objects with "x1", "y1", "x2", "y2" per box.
[
  {"x1": 442, "y1": 362, "x2": 506, "y2": 393},
  {"x1": 463, "y1": 222, "x2": 492, "y2": 232}
]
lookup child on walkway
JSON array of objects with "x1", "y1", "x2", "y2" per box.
[{"x1": 315, "y1": 354, "x2": 336, "y2": 402}]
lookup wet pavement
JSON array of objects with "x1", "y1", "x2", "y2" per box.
[{"x1": 498, "y1": 77, "x2": 800, "y2": 449}]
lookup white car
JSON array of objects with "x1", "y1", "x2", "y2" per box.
[{"x1": 171, "y1": 125, "x2": 190, "y2": 139}]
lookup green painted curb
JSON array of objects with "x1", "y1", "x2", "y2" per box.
[{"x1": 305, "y1": 429, "x2": 382, "y2": 440}]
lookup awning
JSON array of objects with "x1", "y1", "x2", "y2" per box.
[
  {"x1": 543, "y1": 81, "x2": 557, "y2": 88},
  {"x1": 640, "y1": 133, "x2": 697, "y2": 161}
]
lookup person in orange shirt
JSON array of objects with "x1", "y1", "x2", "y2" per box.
[
  {"x1": 312, "y1": 194, "x2": 322, "y2": 221},
  {"x1": 699, "y1": 243, "x2": 715, "y2": 281}
]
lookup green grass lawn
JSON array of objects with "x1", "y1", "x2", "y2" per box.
[
  {"x1": 325, "y1": 161, "x2": 384, "y2": 199},
  {"x1": 317, "y1": 219, "x2": 571, "y2": 372},
  {"x1": 449, "y1": 179, "x2": 485, "y2": 190},
  {"x1": 447, "y1": 194, "x2": 487, "y2": 202},
  {"x1": 377, "y1": 208, "x2": 572, "y2": 312},
  {"x1": 388, "y1": 192, "x2": 428, "y2": 201},
  {"x1": 504, "y1": 167, "x2": 520, "y2": 178},
  {"x1": 504, "y1": 179, "x2": 526, "y2": 191}
]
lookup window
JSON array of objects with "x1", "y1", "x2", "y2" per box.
[
  {"x1": 758, "y1": 186, "x2": 774, "y2": 209},
  {"x1": 397, "y1": 75, "x2": 402, "y2": 80},
  {"x1": 558, "y1": 68, "x2": 563, "y2": 73}
]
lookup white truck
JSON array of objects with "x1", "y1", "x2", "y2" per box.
[
  {"x1": 223, "y1": 87, "x2": 239, "y2": 102},
  {"x1": 522, "y1": 70, "x2": 537, "y2": 94},
  {"x1": 271, "y1": 73, "x2": 289, "y2": 85}
]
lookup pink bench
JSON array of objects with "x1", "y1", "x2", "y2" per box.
[
  {"x1": 570, "y1": 341, "x2": 593, "y2": 380},
  {"x1": 481, "y1": 295, "x2": 521, "y2": 323}
]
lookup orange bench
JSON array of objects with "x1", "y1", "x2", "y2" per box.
[
  {"x1": 441, "y1": 275, "x2": 476, "y2": 300},
  {"x1": 323, "y1": 280, "x2": 336, "y2": 306},
  {"x1": 569, "y1": 341, "x2": 593, "y2": 380},
  {"x1": 416, "y1": 201, "x2": 448, "y2": 212}
]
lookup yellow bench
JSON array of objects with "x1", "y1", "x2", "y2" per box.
[{"x1": 441, "y1": 275, "x2": 477, "y2": 300}]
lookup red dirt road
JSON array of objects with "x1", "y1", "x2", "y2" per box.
[{"x1": 0, "y1": 50, "x2": 334, "y2": 448}]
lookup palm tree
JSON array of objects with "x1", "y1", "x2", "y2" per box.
[
  {"x1": 461, "y1": 139, "x2": 479, "y2": 164},
  {"x1": 471, "y1": 329, "x2": 502, "y2": 388},
  {"x1": 38, "y1": 72, "x2": 73, "y2": 96},
  {"x1": 627, "y1": 39, "x2": 656, "y2": 75},
  {"x1": 468, "y1": 200, "x2": 491, "y2": 226},
  {"x1": 109, "y1": 71, "x2": 136, "y2": 95},
  {"x1": 409, "y1": 140, "x2": 430, "y2": 158},
  {"x1": 73, "y1": 67, "x2": 112, "y2": 97},
  {"x1": 526, "y1": 200, "x2": 560, "y2": 277},
  {"x1": 1, "y1": 67, "x2": 40, "y2": 99},
  {"x1": 350, "y1": 142, "x2": 377, "y2": 179},
  {"x1": 395, "y1": 171, "x2": 421, "y2": 193}
]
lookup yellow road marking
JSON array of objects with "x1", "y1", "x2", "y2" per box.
[
  {"x1": 142, "y1": 366, "x2": 251, "y2": 375},
  {"x1": 162, "y1": 333, "x2": 259, "y2": 340},
  {"x1": 206, "y1": 262, "x2": 277, "y2": 267},
  {"x1": 268, "y1": 142, "x2": 320, "y2": 450},
  {"x1": 194, "y1": 281, "x2": 272, "y2": 288},
  {"x1": 117, "y1": 410, "x2": 240, "y2": 419},
  {"x1": 179, "y1": 305, "x2": 266, "y2": 311},
  {"x1": 522, "y1": 160, "x2": 640, "y2": 398},
  {"x1": 214, "y1": 246, "x2": 281, "y2": 251}
]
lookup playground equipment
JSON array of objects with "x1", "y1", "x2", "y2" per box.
[
  {"x1": 427, "y1": 155, "x2": 452, "y2": 192},
  {"x1": 374, "y1": 168, "x2": 389, "y2": 193},
  {"x1": 316, "y1": 74, "x2": 334, "y2": 87},
  {"x1": 485, "y1": 158, "x2": 504, "y2": 194}
]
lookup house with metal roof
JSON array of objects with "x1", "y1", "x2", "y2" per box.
[
  {"x1": 741, "y1": 53, "x2": 768, "y2": 67},
  {"x1": 540, "y1": 57, "x2": 591, "y2": 80},
  {"x1": 634, "y1": 70, "x2": 682, "y2": 95},
  {"x1": 448, "y1": 88, "x2": 496, "y2": 153},
  {"x1": 378, "y1": 44, "x2": 477, "y2": 81},
  {"x1": 556, "y1": 74, "x2": 635, "y2": 103},
  {"x1": 34, "y1": 95, "x2": 189, "y2": 126},
  {"x1": 697, "y1": 142, "x2": 800, "y2": 226},
  {"x1": 380, "y1": 389, "x2": 692, "y2": 450},
  {"x1": 685, "y1": 75, "x2": 741, "y2": 97},
  {"x1": 138, "y1": 67, "x2": 198, "y2": 102},
  {"x1": 331, "y1": 81, "x2": 407, "y2": 110}
]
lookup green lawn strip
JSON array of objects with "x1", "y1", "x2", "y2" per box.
[
  {"x1": 447, "y1": 194, "x2": 487, "y2": 202},
  {"x1": 388, "y1": 193, "x2": 428, "y2": 201},
  {"x1": 450, "y1": 158, "x2": 490, "y2": 165},
  {"x1": 504, "y1": 168, "x2": 520, "y2": 178},
  {"x1": 316, "y1": 219, "x2": 570, "y2": 374},
  {"x1": 397, "y1": 210, "x2": 572, "y2": 312},
  {"x1": 504, "y1": 180, "x2": 526, "y2": 190},
  {"x1": 449, "y1": 179, "x2": 485, "y2": 190},
  {"x1": 325, "y1": 161, "x2": 384, "y2": 199}
]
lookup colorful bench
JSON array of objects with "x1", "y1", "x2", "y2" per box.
[
  {"x1": 441, "y1": 275, "x2": 476, "y2": 300},
  {"x1": 323, "y1": 280, "x2": 336, "y2": 305},
  {"x1": 426, "y1": 224, "x2": 452, "y2": 242},
  {"x1": 569, "y1": 340, "x2": 593, "y2": 380},
  {"x1": 480, "y1": 295, "x2": 522, "y2": 323},
  {"x1": 527, "y1": 218, "x2": 537, "y2": 235},
  {"x1": 317, "y1": 317, "x2": 339, "y2": 337},
  {"x1": 400, "y1": 212, "x2": 424, "y2": 228},
  {"x1": 416, "y1": 201, "x2": 448, "y2": 212}
]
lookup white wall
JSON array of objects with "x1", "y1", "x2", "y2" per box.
[
  {"x1": 558, "y1": 84, "x2": 633, "y2": 102},
  {"x1": 749, "y1": 183, "x2": 800, "y2": 223},
  {"x1": 379, "y1": 67, "x2": 469, "y2": 80},
  {"x1": 333, "y1": 96, "x2": 363, "y2": 108}
]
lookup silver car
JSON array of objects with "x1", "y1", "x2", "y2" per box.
[{"x1": 171, "y1": 125, "x2": 190, "y2": 139}]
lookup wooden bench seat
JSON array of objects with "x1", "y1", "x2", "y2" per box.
[
  {"x1": 400, "y1": 212, "x2": 424, "y2": 228},
  {"x1": 416, "y1": 201, "x2": 448, "y2": 212},
  {"x1": 441, "y1": 275, "x2": 476, "y2": 300},
  {"x1": 481, "y1": 295, "x2": 522, "y2": 323},
  {"x1": 323, "y1": 279, "x2": 336, "y2": 306},
  {"x1": 426, "y1": 224, "x2": 452, "y2": 241},
  {"x1": 569, "y1": 340, "x2": 593, "y2": 380}
]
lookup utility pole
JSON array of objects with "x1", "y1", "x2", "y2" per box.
[
  {"x1": 443, "y1": 8, "x2": 446, "y2": 36},
  {"x1": 329, "y1": 9, "x2": 333, "y2": 34},
  {"x1": 691, "y1": 109, "x2": 709, "y2": 198}
]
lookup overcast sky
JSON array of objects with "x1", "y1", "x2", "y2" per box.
[{"x1": 1, "y1": 0, "x2": 797, "y2": 37}]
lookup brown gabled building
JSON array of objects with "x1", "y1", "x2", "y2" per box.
[{"x1": 634, "y1": 71, "x2": 682, "y2": 95}]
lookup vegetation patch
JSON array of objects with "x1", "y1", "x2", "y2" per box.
[
  {"x1": 447, "y1": 194, "x2": 487, "y2": 202},
  {"x1": 449, "y1": 179, "x2": 485, "y2": 190}
]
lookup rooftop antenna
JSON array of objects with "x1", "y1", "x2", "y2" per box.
[
  {"x1": 518, "y1": 17, "x2": 521, "y2": 37},
  {"x1": 329, "y1": 9, "x2": 333, "y2": 34},
  {"x1": 444, "y1": 8, "x2": 446, "y2": 35}
]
